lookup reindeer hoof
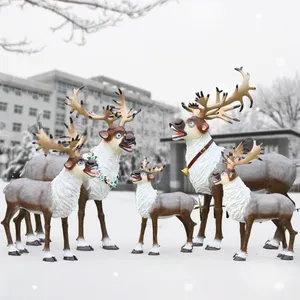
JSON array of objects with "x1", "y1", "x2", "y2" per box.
[
  {"x1": 38, "y1": 238, "x2": 52, "y2": 243},
  {"x1": 233, "y1": 256, "x2": 246, "y2": 261},
  {"x1": 205, "y1": 245, "x2": 221, "y2": 251},
  {"x1": 192, "y1": 242, "x2": 203, "y2": 247},
  {"x1": 76, "y1": 245, "x2": 94, "y2": 251},
  {"x1": 8, "y1": 251, "x2": 21, "y2": 256},
  {"x1": 43, "y1": 256, "x2": 57, "y2": 262},
  {"x1": 19, "y1": 248, "x2": 29, "y2": 254},
  {"x1": 281, "y1": 255, "x2": 293, "y2": 261},
  {"x1": 102, "y1": 245, "x2": 119, "y2": 250},
  {"x1": 180, "y1": 248, "x2": 193, "y2": 253},
  {"x1": 26, "y1": 240, "x2": 42, "y2": 246},
  {"x1": 131, "y1": 249, "x2": 143, "y2": 254},
  {"x1": 63, "y1": 255, "x2": 78, "y2": 261},
  {"x1": 263, "y1": 244, "x2": 279, "y2": 250},
  {"x1": 148, "y1": 252, "x2": 160, "y2": 256}
]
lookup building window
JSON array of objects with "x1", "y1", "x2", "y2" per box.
[
  {"x1": 0, "y1": 102, "x2": 7, "y2": 111},
  {"x1": 32, "y1": 93, "x2": 38, "y2": 100},
  {"x1": 14, "y1": 105, "x2": 23, "y2": 114},
  {"x1": 43, "y1": 127, "x2": 50, "y2": 135},
  {"x1": 44, "y1": 95, "x2": 50, "y2": 102},
  {"x1": 0, "y1": 139, "x2": 4, "y2": 144},
  {"x1": 57, "y1": 98, "x2": 66, "y2": 110},
  {"x1": 58, "y1": 82, "x2": 67, "y2": 93},
  {"x1": 11, "y1": 141, "x2": 20, "y2": 146},
  {"x1": 43, "y1": 110, "x2": 51, "y2": 119},
  {"x1": 56, "y1": 113, "x2": 65, "y2": 125},
  {"x1": 55, "y1": 129, "x2": 64, "y2": 138},
  {"x1": 29, "y1": 108, "x2": 37, "y2": 117},
  {"x1": 3, "y1": 86, "x2": 9, "y2": 93},
  {"x1": 15, "y1": 88, "x2": 21, "y2": 96},
  {"x1": 12, "y1": 123, "x2": 22, "y2": 132}
]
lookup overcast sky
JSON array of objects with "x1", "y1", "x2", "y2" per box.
[{"x1": 0, "y1": 0, "x2": 300, "y2": 110}]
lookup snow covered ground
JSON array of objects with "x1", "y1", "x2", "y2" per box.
[{"x1": 0, "y1": 180, "x2": 300, "y2": 300}]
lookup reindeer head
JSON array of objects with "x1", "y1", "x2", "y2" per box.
[
  {"x1": 131, "y1": 157, "x2": 165, "y2": 184},
  {"x1": 212, "y1": 140, "x2": 264, "y2": 186},
  {"x1": 32, "y1": 117, "x2": 99, "y2": 179},
  {"x1": 65, "y1": 87, "x2": 140, "y2": 154},
  {"x1": 169, "y1": 67, "x2": 256, "y2": 141}
]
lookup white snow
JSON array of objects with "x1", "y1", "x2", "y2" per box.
[{"x1": 0, "y1": 179, "x2": 300, "y2": 300}]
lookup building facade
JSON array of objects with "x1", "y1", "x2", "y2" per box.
[{"x1": 0, "y1": 71, "x2": 178, "y2": 154}]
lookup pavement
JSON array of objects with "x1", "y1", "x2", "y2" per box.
[{"x1": 0, "y1": 180, "x2": 300, "y2": 300}]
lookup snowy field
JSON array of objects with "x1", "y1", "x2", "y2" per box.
[{"x1": 0, "y1": 180, "x2": 300, "y2": 300}]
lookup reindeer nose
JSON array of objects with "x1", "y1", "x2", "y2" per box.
[
  {"x1": 87, "y1": 159, "x2": 96, "y2": 166},
  {"x1": 125, "y1": 133, "x2": 136, "y2": 143},
  {"x1": 169, "y1": 118, "x2": 185, "y2": 129}
]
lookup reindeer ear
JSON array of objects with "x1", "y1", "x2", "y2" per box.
[
  {"x1": 64, "y1": 158, "x2": 75, "y2": 170},
  {"x1": 99, "y1": 131, "x2": 109, "y2": 139},
  {"x1": 201, "y1": 122, "x2": 209, "y2": 132},
  {"x1": 148, "y1": 174, "x2": 155, "y2": 180}
]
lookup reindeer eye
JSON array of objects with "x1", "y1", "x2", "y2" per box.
[
  {"x1": 77, "y1": 160, "x2": 84, "y2": 166},
  {"x1": 141, "y1": 172, "x2": 146, "y2": 176},
  {"x1": 188, "y1": 121, "x2": 195, "y2": 128},
  {"x1": 115, "y1": 132, "x2": 123, "y2": 139}
]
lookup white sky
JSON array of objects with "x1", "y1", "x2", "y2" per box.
[{"x1": 0, "y1": 0, "x2": 300, "y2": 110}]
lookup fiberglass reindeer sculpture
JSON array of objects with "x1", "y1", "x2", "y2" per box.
[
  {"x1": 169, "y1": 66, "x2": 298, "y2": 251},
  {"x1": 130, "y1": 157, "x2": 197, "y2": 255},
  {"x1": 1, "y1": 122, "x2": 99, "y2": 262},
  {"x1": 21, "y1": 86, "x2": 140, "y2": 251},
  {"x1": 212, "y1": 140, "x2": 298, "y2": 261}
]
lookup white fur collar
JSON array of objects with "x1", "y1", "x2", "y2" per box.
[
  {"x1": 51, "y1": 168, "x2": 83, "y2": 218},
  {"x1": 222, "y1": 176, "x2": 251, "y2": 223},
  {"x1": 135, "y1": 182, "x2": 157, "y2": 218},
  {"x1": 185, "y1": 133, "x2": 224, "y2": 195}
]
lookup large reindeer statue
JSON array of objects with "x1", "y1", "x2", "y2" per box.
[
  {"x1": 212, "y1": 141, "x2": 297, "y2": 261},
  {"x1": 169, "y1": 66, "x2": 298, "y2": 250},
  {"x1": 21, "y1": 87, "x2": 141, "y2": 251},
  {"x1": 131, "y1": 157, "x2": 197, "y2": 255},
  {"x1": 1, "y1": 122, "x2": 99, "y2": 262}
]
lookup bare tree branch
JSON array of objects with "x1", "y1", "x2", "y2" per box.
[{"x1": 0, "y1": 0, "x2": 174, "y2": 54}]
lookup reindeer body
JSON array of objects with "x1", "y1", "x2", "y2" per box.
[{"x1": 131, "y1": 158, "x2": 197, "y2": 255}]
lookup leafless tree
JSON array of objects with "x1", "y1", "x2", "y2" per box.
[
  {"x1": 256, "y1": 73, "x2": 300, "y2": 129},
  {"x1": 0, "y1": 0, "x2": 173, "y2": 54}
]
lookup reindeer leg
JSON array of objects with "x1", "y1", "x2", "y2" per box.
[
  {"x1": 180, "y1": 213, "x2": 195, "y2": 253},
  {"x1": 95, "y1": 200, "x2": 119, "y2": 250},
  {"x1": 280, "y1": 217, "x2": 297, "y2": 261},
  {"x1": 34, "y1": 214, "x2": 46, "y2": 242},
  {"x1": 13, "y1": 209, "x2": 29, "y2": 254},
  {"x1": 205, "y1": 186, "x2": 223, "y2": 250},
  {"x1": 62, "y1": 217, "x2": 78, "y2": 261},
  {"x1": 148, "y1": 215, "x2": 160, "y2": 256},
  {"x1": 194, "y1": 194, "x2": 212, "y2": 247},
  {"x1": 233, "y1": 222, "x2": 245, "y2": 258},
  {"x1": 1, "y1": 204, "x2": 20, "y2": 256},
  {"x1": 24, "y1": 211, "x2": 42, "y2": 246},
  {"x1": 76, "y1": 186, "x2": 94, "y2": 251},
  {"x1": 132, "y1": 218, "x2": 147, "y2": 254},
  {"x1": 42, "y1": 211, "x2": 56, "y2": 262},
  {"x1": 273, "y1": 220, "x2": 288, "y2": 258},
  {"x1": 234, "y1": 217, "x2": 254, "y2": 261}
]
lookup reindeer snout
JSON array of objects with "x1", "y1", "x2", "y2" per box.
[
  {"x1": 169, "y1": 118, "x2": 185, "y2": 130},
  {"x1": 212, "y1": 172, "x2": 221, "y2": 181},
  {"x1": 86, "y1": 159, "x2": 97, "y2": 167},
  {"x1": 124, "y1": 133, "x2": 136, "y2": 144}
]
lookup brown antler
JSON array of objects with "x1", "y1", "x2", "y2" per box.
[
  {"x1": 181, "y1": 67, "x2": 256, "y2": 123},
  {"x1": 65, "y1": 86, "x2": 119, "y2": 128},
  {"x1": 223, "y1": 140, "x2": 263, "y2": 169},
  {"x1": 148, "y1": 165, "x2": 166, "y2": 174},
  {"x1": 33, "y1": 125, "x2": 87, "y2": 158},
  {"x1": 112, "y1": 89, "x2": 141, "y2": 127}
]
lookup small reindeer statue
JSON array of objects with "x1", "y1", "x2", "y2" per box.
[
  {"x1": 1, "y1": 120, "x2": 99, "y2": 262},
  {"x1": 20, "y1": 87, "x2": 140, "y2": 251},
  {"x1": 169, "y1": 66, "x2": 298, "y2": 251},
  {"x1": 212, "y1": 140, "x2": 298, "y2": 261},
  {"x1": 131, "y1": 157, "x2": 197, "y2": 255}
]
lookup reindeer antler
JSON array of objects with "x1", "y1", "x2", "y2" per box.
[
  {"x1": 140, "y1": 157, "x2": 150, "y2": 171},
  {"x1": 223, "y1": 140, "x2": 263, "y2": 169},
  {"x1": 148, "y1": 165, "x2": 166, "y2": 174},
  {"x1": 139, "y1": 157, "x2": 165, "y2": 174},
  {"x1": 181, "y1": 67, "x2": 256, "y2": 123},
  {"x1": 65, "y1": 86, "x2": 120, "y2": 128},
  {"x1": 113, "y1": 89, "x2": 141, "y2": 127},
  {"x1": 33, "y1": 123, "x2": 87, "y2": 158}
]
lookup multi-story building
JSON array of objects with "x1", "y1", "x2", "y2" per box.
[{"x1": 0, "y1": 71, "x2": 179, "y2": 155}]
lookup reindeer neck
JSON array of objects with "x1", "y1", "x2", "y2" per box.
[
  {"x1": 91, "y1": 140, "x2": 121, "y2": 177},
  {"x1": 135, "y1": 182, "x2": 157, "y2": 218},
  {"x1": 222, "y1": 176, "x2": 252, "y2": 222},
  {"x1": 50, "y1": 168, "x2": 83, "y2": 218}
]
